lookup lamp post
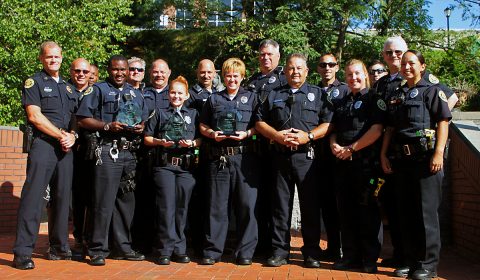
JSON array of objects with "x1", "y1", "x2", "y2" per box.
[{"x1": 444, "y1": 7, "x2": 452, "y2": 48}]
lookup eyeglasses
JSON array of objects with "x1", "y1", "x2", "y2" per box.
[
  {"x1": 73, "y1": 69, "x2": 90, "y2": 74},
  {"x1": 369, "y1": 68, "x2": 387, "y2": 75},
  {"x1": 129, "y1": 67, "x2": 145, "y2": 72},
  {"x1": 318, "y1": 62, "x2": 338, "y2": 68},
  {"x1": 384, "y1": 50, "x2": 403, "y2": 56}
]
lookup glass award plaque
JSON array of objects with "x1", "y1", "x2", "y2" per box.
[
  {"x1": 117, "y1": 99, "x2": 142, "y2": 128},
  {"x1": 163, "y1": 113, "x2": 187, "y2": 142},
  {"x1": 217, "y1": 109, "x2": 237, "y2": 136}
]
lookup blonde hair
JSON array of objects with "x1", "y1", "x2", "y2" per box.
[
  {"x1": 222, "y1": 58, "x2": 245, "y2": 78},
  {"x1": 345, "y1": 59, "x2": 370, "y2": 89}
]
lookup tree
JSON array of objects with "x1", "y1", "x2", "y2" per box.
[
  {"x1": 0, "y1": 0, "x2": 133, "y2": 126},
  {"x1": 454, "y1": 0, "x2": 480, "y2": 26}
]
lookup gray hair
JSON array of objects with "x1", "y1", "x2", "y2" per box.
[
  {"x1": 39, "y1": 41, "x2": 61, "y2": 56},
  {"x1": 383, "y1": 36, "x2": 408, "y2": 51},
  {"x1": 259, "y1": 39, "x2": 280, "y2": 52},
  {"x1": 128, "y1": 56, "x2": 146, "y2": 69}
]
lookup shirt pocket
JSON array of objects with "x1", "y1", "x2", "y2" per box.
[
  {"x1": 103, "y1": 94, "x2": 118, "y2": 114},
  {"x1": 236, "y1": 104, "x2": 253, "y2": 125},
  {"x1": 404, "y1": 100, "x2": 423, "y2": 123},
  {"x1": 301, "y1": 101, "x2": 319, "y2": 126},
  {"x1": 40, "y1": 91, "x2": 60, "y2": 112}
]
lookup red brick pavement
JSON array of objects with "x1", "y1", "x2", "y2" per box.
[{"x1": 0, "y1": 231, "x2": 479, "y2": 280}]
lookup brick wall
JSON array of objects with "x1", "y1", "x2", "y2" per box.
[
  {"x1": 449, "y1": 124, "x2": 480, "y2": 261},
  {"x1": 0, "y1": 126, "x2": 27, "y2": 234}
]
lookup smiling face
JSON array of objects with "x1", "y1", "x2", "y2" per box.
[
  {"x1": 368, "y1": 63, "x2": 388, "y2": 83},
  {"x1": 286, "y1": 56, "x2": 308, "y2": 89},
  {"x1": 169, "y1": 81, "x2": 189, "y2": 108},
  {"x1": 40, "y1": 46, "x2": 63, "y2": 77},
  {"x1": 345, "y1": 62, "x2": 367, "y2": 93},
  {"x1": 259, "y1": 44, "x2": 280, "y2": 74},
  {"x1": 108, "y1": 59, "x2": 128, "y2": 88},
  {"x1": 197, "y1": 60, "x2": 216, "y2": 90},
  {"x1": 70, "y1": 59, "x2": 91, "y2": 90},
  {"x1": 401, "y1": 52, "x2": 426, "y2": 86},
  {"x1": 128, "y1": 61, "x2": 145, "y2": 84},
  {"x1": 317, "y1": 54, "x2": 339, "y2": 85},
  {"x1": 223, "y1": 71, "x2": 243, "y2": 94},
  {"x1": 150, "y1": 60, "x2": 171, "y2": 89},
  {"x1": 382, "y1": 40, "x2": 407, "y2": 73}
]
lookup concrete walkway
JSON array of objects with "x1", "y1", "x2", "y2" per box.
[{"x1": 0, "y1": 231, "x2": 479, "y2": 280}]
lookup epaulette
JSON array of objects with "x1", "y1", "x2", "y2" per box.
[{"x1": 192, "y1": 84, "x2": 203, "y2": 93}]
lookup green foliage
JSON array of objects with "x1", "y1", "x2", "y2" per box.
[{"x1": 0, "y1": 0, "x2": 133, "y2": 126}]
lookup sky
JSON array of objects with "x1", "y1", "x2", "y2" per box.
[{"x1": 429, "y1": 0, "x2": 477, "y2": 30}]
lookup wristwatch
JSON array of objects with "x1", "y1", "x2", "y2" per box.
[
  {"x1": 347, "y1": 144, "x2": 355, "y2": 153},
  {"x1": 103, "y1": 123, "x2": 110, "y2": 131},
  {"x1": 71, "y1": 131, "x2": 79, "y2": 139},
  {"x1": 307, "y1": 131, "x2": 314, "y2": 142}
]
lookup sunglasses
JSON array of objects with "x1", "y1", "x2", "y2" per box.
[
  {"x1": 318, "y1": 62, "x2": 338, "y2": 68},
  {"x1": 384, "y1": 50, "x2": 403, "y2": 56},
  {"x1": 73, "y1": 69, "x2": 90, "y2": 74},
  {"x1": 129, "y1": 67, "x2": 145, "y2": 72},
  {"x1": 369, "y1": 68, "x2": 387, "y2": 75}
]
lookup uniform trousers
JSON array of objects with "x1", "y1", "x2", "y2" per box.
[
  {"x1": 14, "y1": 137, "x2": 73, "y2": 256},
  {"x1": 203, "y1": 153, "x2": 259, "y2": 260},
  {"x1": 270, "y1": 152, "x2": 322, "y2": 259},
  {"x1": 87, "y1": 146, "x2": 136, "y2": 257},
  {"x1": 334, "y1": 158, "x2": 381, "y2": 265},
  {"x1": 391, "y1": 158, "x2": 442, "y2": 272},
  {"x1": 153, "y1": 165, "x2": 195, "y2": 256}
]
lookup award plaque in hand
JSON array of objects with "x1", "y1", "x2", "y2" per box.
[
  {"x1": 163, "y1": 113, "x2": 187, "y2": 142},
  {"x1": 217, "y1": 110, "x2": 237, "y2": 136},
  {"x1": 117, "y1": 102, "x2": 142, "y2": 128}
]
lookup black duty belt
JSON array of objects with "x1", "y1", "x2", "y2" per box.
[
  {"x1": 154, "y1": 151, "x2": 197, "y2": 170},
  {"x1": 102, "y1": 137, "x2": 139, "y2": 150},
  {"x1": 209, "y1": 145, "x2": 252, "y2": 157},
  {"x1": 271, "y1": 143, "x2": 310, "y2": 153}
]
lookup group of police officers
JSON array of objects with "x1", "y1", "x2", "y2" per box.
[{"x1": 12, "y1": 37, "x2": 455, "y2": 280}]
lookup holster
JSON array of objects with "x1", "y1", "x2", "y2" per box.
[
  {"x1": 118, "y1": 169, "x2": 136, "y2": 196},
  {"x1": 84, "y1": 132, "x2": 99, "y2": 160},
  {"x1": 20, "y1": 124, "x2": 34, "y2": 153}
]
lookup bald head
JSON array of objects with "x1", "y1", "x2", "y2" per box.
[
  {"x1": 150, "y1": 59, "x2": 171, "y2": 89},
  {"x1": 70, "y1": 58, "x2": 91, "y2": 90},
  {"x1": 197, "y1": 59, "x2": 217, "y2": 90}
]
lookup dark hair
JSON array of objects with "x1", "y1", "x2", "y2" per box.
[
  {"x1": 404, "y1": 50, "x2": 426, "y2": 64},
  {"x1": 369, "y1": 59, "x2": 385, "y2": 68},
  {"x1": 107, "y1": 55, "x2": 127, "y2": 68},
  {"x1": 318, "y1": 53, "x2": 337, "y2": 62}
]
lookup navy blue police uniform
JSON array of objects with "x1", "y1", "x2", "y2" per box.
[
  {"x1": 317, "y1": 79, "x2": 348, "y2": 260},
  {"x1": 256, "y1": 82, "x2": 333, "y2": 261},
  {"x1": 131, "y1": 85, "x2": 169, "y2": 253},
  {"x1": 144, "y1": 105, "x2": 199, "y2": 261},
  {"x1": 245, "y1": 67, "x2": 287, "y2": 256},
  {"x1": 331, "y1": 88, "x2": 386, "y2": 270},
  {"x1": 186, "y1": 83, "x2": 218, "y2": 112},
  {"x1": 76, "y1": 80, "x2": 148, "y2": 260},
  {"x1": 200, "y1": 88, "x2": 260, "y2": 262},
  {"x1": 14, "y1": 70, "x2": 78, "y2": 261},
  {"x1": 385, "y1": 77, "x2": 451, "y2": 276}
]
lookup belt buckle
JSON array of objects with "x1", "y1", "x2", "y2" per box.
[
  {"x1": 171, "y1": 157, "x2": 182, "y2": 166},
  {"x1": 227, "y1": 147, "x2": 235, "y2": 156},
  {"x1": 290, "y1": 145, "x2": 298, "y2": 151},
  {"x1": 403, "y1": 144, "x2": 411, "y2": 156}
]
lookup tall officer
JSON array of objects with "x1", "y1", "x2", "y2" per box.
[
  {"x1": 316, "y1": 53, "x2": 349, "y2": 261},
  {"x1": 131, "y1": 58, "x2": 172, "y2": 253},
  {"x1": 127, "y1": 57, "x2": 146, "y2": 91},
  {"x1": 200, "y1": 58, "x2": 260, "y2": 266},
  {"x1": 245, "y1": 39, "x2": 287, "y2": 256},
  {"x1": 13, "y1": 41, "x2": 79, "y2": 269},
  {"x1": 374, "y1": 36, "x2": 409, "y2": 268},
  {"x1": 255, "y1": 53, "x2": 333, "y2": 268},
  {"x1": 68, "y1": 58, "x2": 94, "y2": 251},
  {"x1": 77, "y1": 55, "x2": 147, "y2": 266},
  {"x1": 381, "y1": 50, "x2": 451, "y2": 280},
  {"x1": 330, "y1": 59, "x2": 385, "y2": 274}
]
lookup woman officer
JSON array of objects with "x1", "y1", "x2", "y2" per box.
[
  {"x1": 144, "y1": 76, "x2": 201, "y2": 265},
  {"x1": 330, "y1": 59, "x2": 386, "y2": 273},
  {"x1": 199, "y1": 58, "x2": 259, "y2": 266},
  {"x1": 381, "y1": 50, "x2": 451, "y2": 280}
]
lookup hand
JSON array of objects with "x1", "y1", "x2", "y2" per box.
[
  {"x1": 275, "y1": 129, "x2": 298, "y2": 147},
  {"x1": 330, "y1": 143, "x2": 343, "y2": 156},
  {"x1": 59, "y1": 130, "x2": 75, "y2": 150},
  {"x1": 381, "y1": 154, "x2": 393, "y2": 174},
  {"x1": 335, "y1": 146, "x2": 352, "y2": 161},
  {"x1": 287, "y1": 128, "x2": 309, "y2": 146},
  {"x1": 109, "y1": 121, "x2": 125, "y2": 132},
  {"x1": 178, "y1": 139, "x2": 193, "y2": 148},
  {"x1": 228, "y1": 131, "x2": 248, "y2": 141},
  {"x1": 131, "y1": 123, "x2": 144, "y2": 134},
  {"x1": 212, "y1": 131, "x2": 228, "y2": 142},
  {"x1": 430, "y1": 151, "x2": 444, "y2": 173},
  {"x1": 157, "y1": 138, "x2": 175, "y2": 147}
]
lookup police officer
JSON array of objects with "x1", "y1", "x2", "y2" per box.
[
  {"x1": 330, "y1": 59, "x2": 385, "y2": 274},
  {"x1": 127, "y1": 57, "x2": 146, "y2": 91},
  {"x1": 200, "y1": 58, "x2": 259, "y2": 266},
  {"x1": 131, "y1": 58, "x2": 172, "y2": 253},
  {"x1": 255, "y1": 53, "x2": 333, "y2": 268},
  {"x1": 422, "y1": 70, "x2": 458, "y2": 110},
  {"x1": 245, "y1": 39, "x2": 287, "y2": 256},
  {"x1": 144, "y1": 76, "x2": 201, "y2": 265},
  {"x1": 89, "y1": 64, "x2": 99, "y2": 86},
  {"x1": 368, "y1": 60, "x2": 388, "y2": 84},
  {"x1": 68, "y1": 58, "x2": 94, "y2": 252},
  {"x1": 13, "y1": 41, "x2": 79, "y2": 270},
  {"x1": 316, "y1": 53, "x2": 349, "y2": 261},
  {"x1": 186, "y1": 59, "x2": 220, "y2": 112},
  {"x1": 381, "y1": 50, "x2": 451, "y2": 280},
  {"x1": 77, "y1": 55, "x2": 147, "y2": 266}
]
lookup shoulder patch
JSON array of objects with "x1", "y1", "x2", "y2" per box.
[
  {"x1": 66, "y1": 85, "x2": 73, "y2": 94},
  {"x1": 429, "y1": 74, "x2": 439, "y2": 84},
  {"x1": 377, "y1": 99, "x2": 387, "y2": 111},
  {"x1": 439, "y1": 90, "x2": 448, "y2": 102},
  {"x1": 83, "y1": 86, "x2": 93, "y2": 96},
  {"x1": 24, "y1": 78, "x2": 35, "y2": 89}
]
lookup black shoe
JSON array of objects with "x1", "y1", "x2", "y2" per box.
[
  {"x1": 393, "y1": 266, "x2": 410, "y2": 278},
  {"x1": 90, "y1": 255, "x2": 105, "y2": 266},
  {"x1": 332, "y1": 258, "x2": 362, "y2": 271},
  {"x1": 304, "y1": 256, "x2": 321, "y2": 268},
  {"x1": 13, "y1": 255, "x2": 35, "y2": 270},
  {"x1": 115, "y1": 251, "x2": 145, "y2": 261},
  {"x1": 362, "y1": 264, "x2": 378, "y2": 274},
  {"x1": 172, "y1": 254, "x2": 190, "y2": 263},
  {"x1": 47, "y1": 248, "x2": 72, "y2": 260},
  {"x1": 411, "y1": 269, "x2": 437, "y2": 280},
  {"x1": 236, "y1": 257, "x2": 252, "y2": 265},
  {"x1": 156, "y1": 256, "x2": 171, "y2": 265},
  {"x1": 266, "y1": 255, "x2": 288, "y2": 267},
  {"x1": 200, "y1": 257, "x2": 216, "y2": 265}
]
